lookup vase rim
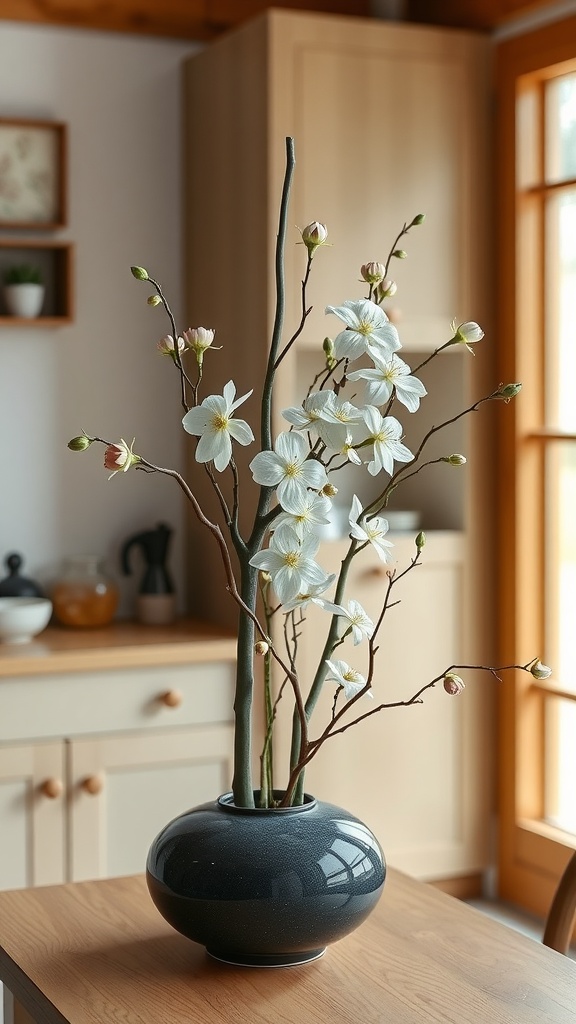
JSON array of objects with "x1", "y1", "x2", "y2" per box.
[{"x1": 218, "y1": 791, "x2": 317, "y2": 815}]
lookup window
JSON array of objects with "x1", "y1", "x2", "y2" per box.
[{"x1": 497, "y1": 16, "x2": 576, "y2": 918}]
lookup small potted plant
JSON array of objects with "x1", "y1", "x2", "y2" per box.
[{"x1": 3, "y1": 263, "x2": 45, "y2": 318}]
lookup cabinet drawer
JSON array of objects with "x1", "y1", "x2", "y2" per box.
[{"x1": 0, "y1": 661, "x2": 235, "y2": 742}]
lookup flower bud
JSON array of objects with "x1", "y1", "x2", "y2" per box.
[
  {"x1": 411, "y1": 213, "x2": 426, "y2": 226},
  {"x1": 443, "y1": 673, "x2": 465, "y2": 695},
  {"x1": 496, "y1": 382, "x2": 522, "y2": 401},
  {"x1": 67, "y1": 435, "x2": 93, "y2": 452},
  {"x1": 392, "y1": 249, "x2": 407, "y2": 259},
  {"x1": 360, "y1": 261, "x2": 385, "y2": 285},
  {"x1": 322, "y1": 483, "x2": 338, "y2": 498},
  {"x1": 415, "y1": 531, "x2": 426, "y2": 551},
  {"x1": 130, "y1": 266, "x2": 149, "y2": 281},
  {"x1": 374, "y1": 278, "x2": 397, "y2": 303},
  {"x1": 442, "y1": 454, "x2": 467, "y2": 466},
  {"x1": 450, "y1": 320, "x2": 484, "y2": 350},
  {"x1": 184, "y1": 326, "x2": 215, "y2": 365},
  {"x1": 254, "y1": 640, "x2": 269, "y2": 656},
  {"x1": 104, "y1": 438, "x2": 140, "y2": 479},
  {"x1": 530, "y1": 659, "x2": 552, "y2": 680},
  {"x1": 147, "y1": 294, "x2": 162, "y2": 306},
  {"x1": 301, "y1": 221, "x2": 328, "y2": 256},
  {"x1": 157, "y1": 334, "x2": 185, "y2": 358}
]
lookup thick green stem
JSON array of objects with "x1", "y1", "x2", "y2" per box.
[{"x1": 231, "y1": 562, "x2": 259, "y2": 807}]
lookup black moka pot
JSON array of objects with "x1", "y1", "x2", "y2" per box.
[{"x1": 121, "y1": 523, "x2": 176, "y2": 625}]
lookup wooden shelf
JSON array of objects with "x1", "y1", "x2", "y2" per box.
[{"x1": 0, "y1": 239, "x2": 74, "y2": 325}]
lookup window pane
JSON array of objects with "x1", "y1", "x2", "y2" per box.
[
  {"x1": 545, "y1": 443, "x2": 576, "y2": 687},
  {"x1": 546, "y1": 696, "x2": 576, "y2": 833},
  {"x1": 545, "y1": 73, "x2": 576, "y2": 181},
  {"x1": 545, "y1": 190, "x2": 576, "y2": 431}
]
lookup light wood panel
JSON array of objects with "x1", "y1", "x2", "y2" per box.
[
  {"x1": 496, "y1": 13, "x2": 576, "y2": 919},
  {"x1": 0, "y1": 0, "x2": 369, "y2": 39},
  {"x1": 0, "y1": 872, "x2": 575, "y2": 1024}
]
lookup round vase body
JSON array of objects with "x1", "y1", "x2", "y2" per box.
[{"x1": 146, "y1": 793, "x2": 386, "y2": 967}]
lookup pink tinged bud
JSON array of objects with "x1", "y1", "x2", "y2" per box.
[
  {"x1": 443, "y1": 673, "x2": 465, "y2": 696},
  {"x1": 157, "y1": 334, "x2": 185, "y2": 356},
  {"x1": 530, "y1": 659, "x2": 552, "y2": 680},
  {"x1": 360, "y1": 261, "x2": 385, "y2": 285},
  {"x1": 374, "y1": 278, "x2": 397, "y2": 303},
  {"x1": 104, "y1": 438, "x2": 140, "y2": 478},
  {"x1": 183, "y1": 327, "x2": 215, "y2": 364},
  {"x1": 301, "y1": 221, "x2": 328, "y2": 255}
]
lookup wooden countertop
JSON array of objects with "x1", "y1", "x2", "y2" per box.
[
  {"x1": 0, "y1": 870, "x2": 574, "y2": 1024},
  {"x1": 0, "y1": 619, "x2": 237, "y2": 677}
]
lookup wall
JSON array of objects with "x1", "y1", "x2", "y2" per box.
[{"x1": 0, "y1": 22, "x2": 199, "y2": 615}]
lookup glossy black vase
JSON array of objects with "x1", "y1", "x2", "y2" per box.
[{"x1": 146, "y1": 793, "x2": 386, "y2": 967}]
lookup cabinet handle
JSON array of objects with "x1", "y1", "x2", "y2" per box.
[
  {"x1": 41, "y1": 778, "x2": 63, "y2": 799},
  {"x1": 160, "y1": 689, "x2": 183, "y2": 708},
  {"x1": 81, "y1": 774, "x2": 105, "y2": 795}
]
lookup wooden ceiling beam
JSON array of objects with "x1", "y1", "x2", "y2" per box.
[{"x1": 0, "y1": 0, "x2": 370, "y2": 40}]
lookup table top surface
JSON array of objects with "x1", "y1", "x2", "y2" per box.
[{"x1": 0, "y1": 871, "x2": 574, "y2": 1024}]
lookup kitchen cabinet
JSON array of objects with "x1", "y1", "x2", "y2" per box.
[
  {"x1": 182, "y1": 9, "x2": 494, "y2": 886},
  {"x1": 0, "y1": 622, "x2": 235, "y2": 891}
]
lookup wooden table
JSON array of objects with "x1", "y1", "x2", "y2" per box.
[{"x1": 0, "y1": 871, "x2": 574, "y2": 1024}]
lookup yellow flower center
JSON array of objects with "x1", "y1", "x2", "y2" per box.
[
  {"x1": 284, "y1": 460, "x2": 301, "y2": 478},
  {"x1": 283, "y1": 551, "x2": 301, "y2": 568},
  {"x1": 357, "y1": 318, "x2": 373, "y2": 336},
  {"x1": 212, "y1": 413, "x2": 229, "y2": 431},
  {"x1": 343, "y1": 669, "x2": 358, "y2": 683}
]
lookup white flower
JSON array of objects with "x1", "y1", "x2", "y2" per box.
[
  {"x1": 321, "y1": 598, "x2": 374, "y2": 645},
  {"x1": 325, "y1": 299, "x2": 402, "y2": 361},
  {"x1": 249, "y1": 431, "x2": 327, "y2": 507},
  {"x1": 282, "y1": 390, "x2": 336, "y2": 433},
  {"x1": 249, "y1": 524, "x2": 328, "y2": 605},
  {"x1": 325, "y1": 659, "x2": 372, "y2": 701},
  {"x1": 349, "y1": 495, "x2": 393, "y2": 563},
  {"x1": 282, "y1": 576, "x2": 337, "y2": 611},
  {"x1": 362, "y1": 407, "x2": 414, "y2": 476},
  {"x1": 182, "y1": 380, "x2": 254, "y2": 472},
  {"x1": 340, "y1": 431, "x2": 362, "y2": 465},
  {"x1": 347, "y1": 353, "x2": 427, "y2": 413},
  {"x1": 450, "y1": 319, "x2": 484, "y2": 353},
  {"x1": 283, "y1": 391, "x2": 363, "y2": 451},
  {"x1": 183, "y1": 326, "x2": 215, "y2": 363},
  {"x1": 273, "y1": 491, "x2": 332, "y2": 538}
]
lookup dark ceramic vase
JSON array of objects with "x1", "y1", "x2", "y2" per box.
[{"x1": 146, "y1": 792, "x2": 386, "y2": 967}]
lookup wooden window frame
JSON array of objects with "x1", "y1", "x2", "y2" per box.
[{"x1": 497, "y1": 14, "x2": 576, "y2": 918}]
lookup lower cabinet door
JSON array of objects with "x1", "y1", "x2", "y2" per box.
[
  {"x1": 68, "y1": 726, "x2": 234, "y2": 882},
  {"x1": 0, "y1": 742, "x2": 65, "y2": 889}
]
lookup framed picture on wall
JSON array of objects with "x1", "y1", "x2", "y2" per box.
[{"x1": 0, "y1": 118, "x2": 67, "y2": 229}]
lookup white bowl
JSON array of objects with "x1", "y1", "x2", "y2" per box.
[{"x1": 0, "y1": 597, "x2": 53, "y2": 644}]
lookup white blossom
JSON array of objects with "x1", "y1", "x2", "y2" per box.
[
  {"x1": 273, "y1": 491, "x2": 332, "y2": 538},
  {"x1": 182, "y1": 380, "x2": 254, "y2": 472},
  {"x1": 450, "y1": 319, "x2": 484, "y2": 353},
  {"x1": 347, "y1": 352, "x2": 427, "y2": 413},
  {"x1": 325, "y1": 659, "x2": 372, "y2": 701},
  {"x1": 325, "y1": 299, "x2": 401, "y2": 361},
  {"x1": 349, "y1": 495, "x2": 393, "y2": 563},
  {"x1": 249, "y1": 524, "x2": 328, "y2": 605},
  {"x1": 249, "y1": 431, "x2": 327, "y2": 507},
  {"x1": 282, "y1": 576, "x2": 337, "y2": 611},
  {"x1": 322, "y1": 598, "x2": 374, "y2": 645},
  {"x1": 361, "y1": 406, "x2": 414, "y2": 476}
]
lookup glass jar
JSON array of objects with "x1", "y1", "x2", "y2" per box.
[{"x1": 52, "y1": 556, "x2": 119, "y2": 628}]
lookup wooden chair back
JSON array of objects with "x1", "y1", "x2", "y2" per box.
[{"x1": 543, "y1": 850, "x2": 576, "y2": 954}]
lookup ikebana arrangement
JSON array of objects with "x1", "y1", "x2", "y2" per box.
[{"x1": 68, "y1": 138, "x2": 550, "y2": 965}]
